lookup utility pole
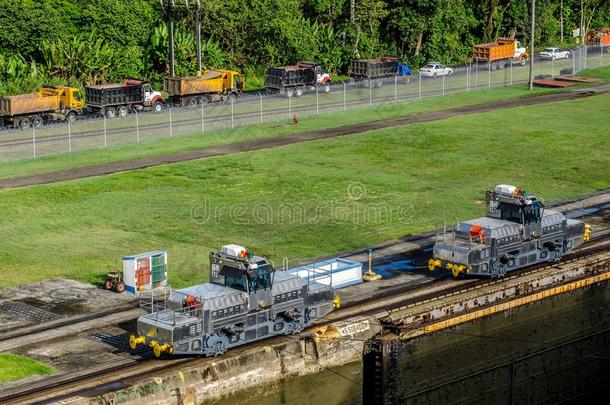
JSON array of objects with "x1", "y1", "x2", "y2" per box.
[
  {"x1": 529, "y1": 0, "x2": 536, "y2": 90},
  {"x1": 168, "y1": 0, "x2": 175, "y2": 77},
  {"x1": 560, "y1": 0, "x2": 564, "y2": 44},
  {"x1": 195, "y1": 0, "x2": 202, "y2": 73}
]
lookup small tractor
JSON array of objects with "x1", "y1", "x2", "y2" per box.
[{"x1": 104, "y1": 269, "x2": 125, "y2": 293}]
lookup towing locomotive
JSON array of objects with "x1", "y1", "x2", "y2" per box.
[
  {"x1": 129, "y1": 244, "x2": 336, "y2": 357},
  {"x1": 428, "y1": 185, "x2": 590, "y2": 278}
]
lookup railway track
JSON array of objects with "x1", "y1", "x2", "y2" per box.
[{"x1": 2, "y1": 233, "x2": 608, "y2": 404}]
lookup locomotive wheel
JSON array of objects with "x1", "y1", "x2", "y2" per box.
[
  {"x1": 451, "y1": 267, "x2": 462, "y2": 278},
  {"x1": 129, "y1": 334, "x2": 138, "y2": 350},
  {"x1": 152, "y1": 341, "x2": 162, "y2": 358},
  {"x1": 213, "y1": 341, "x2": 226, "y2": 356}
]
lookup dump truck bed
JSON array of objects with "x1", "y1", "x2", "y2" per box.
[
  {"x1": 85, "y1": 81, "x2": 144, "y2": 108},
  {"x1": 0, "y1": 92, "x2": 60, "y2": 116},
  {"x1": 473, "y1": 38, "x2": 515, "y2": 62},
  {"x1": 264, "y1": 63, "x2": 317, "y2": 89},
  {"x1": 349, "y1": 57, "x2": 401, "y2": 79},
  {"x1": 164, "y1": 71, "x2": 225, "y2": 96}
]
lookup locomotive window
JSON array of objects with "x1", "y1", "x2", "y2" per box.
[{"x1": 223, "y1": 267, "x2": 248, "y2": 292}]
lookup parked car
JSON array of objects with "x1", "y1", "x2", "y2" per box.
[
  {"x1": 419, "y1": 62, "x2": 454, "y2": 77},
  {"x1": 539, "y1": 48, "x2": 571, "y2": 60}
]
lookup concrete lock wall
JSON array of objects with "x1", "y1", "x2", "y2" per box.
[
  {"x1": 363, "y1": 282, "x2": 610, "y2": 405},
  {"x1": 74, "y1": 316, "x2": 380, "y2": 404}
]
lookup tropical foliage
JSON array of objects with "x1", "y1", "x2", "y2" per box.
[{"x1": 0, "y1": 0, "x2": 609, "y2": 94}]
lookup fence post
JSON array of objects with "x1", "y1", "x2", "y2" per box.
[
  {"x1": 488, "y1": 62, "x2": 491, "y2": 89},
  {"x1": 231, "y1": 98, "x2": 234, "y2": 129},
  {"x1": 510, "y1": 60, "x2": 513, "y2": 86},
  {"x1": 103, "y1": 114, "x2": 107, "y2": 147},
  {"x1": 551, "y1": 56, "x2": 554, "y2": 77},
  {"x1": 316, "y1": 85, "x2": 319, "y2": 115},
  {"x1": 32, "y1": 125, "x2": 36, "y2": 158},
  {"x1": 369, "y1": 82, "x2": 372, "y2": 106},
  {"x1": 573, "y1": 48, "x2": 576, "y2": 74},
  {"x1": 418, "y1": 73, "x2": 422, "y2": 99},
  {"x1": 343, "y1": 82, "x2": 346, "y2": 111},
  {"x1": 466, "y1": 64, "x2": 469, "y2": 92},
  {"x1": 201, "y1": 103, "x2": 205, "y2": 133},
  {"x1": 601, "y1": 45, "x2": 604, "y2": 67},
  {"x1": 135, "y1": 111, "x2": 140, "y2": 142},
  {"x1": 475, "y1": 62, "x2": 478, "y2": 89},
  {"x1": 288, "y1": 94, "x2": 292, "y2": 120},
  {"x1": 169, "y1": 107, "x2": 173, "y2": 138},
  {"x1": 259, "y1": 93, "x2": 263, "y2": 124},
  {"x1": 584, "y1": 45, "x2": 587, "y2": 69},
  {"x1": 68, "y1": 119, "x2": 72, "y2": 152},
  {"x1": 442, "y1": 71, "x2": 445, "y2": 95},
  {"x1": 394, "y1": 75, "x2": 397, "y2": 103}
]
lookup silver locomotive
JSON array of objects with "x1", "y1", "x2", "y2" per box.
[
  {"x1": 130, "y1": 244, "x2": 336, "y2": 357},
  {"x1": 428, "y1": 185, "x2": 590, "y2": 278}
]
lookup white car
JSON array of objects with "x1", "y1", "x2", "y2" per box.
[
  {"x1": 419, "y1": 62, "x2": 454, "y2": 77},
  {"x1": 539, "y1": 48, "x2": 571, "y2": 60}
]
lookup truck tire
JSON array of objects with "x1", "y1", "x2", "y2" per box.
[
  {"x1": 285, "y1": 88, "x2": 294, "y2": 98},
  {"x1": 117, "y1": 106, "x2": 129, "y2": 117},
  {"x1": 187, "y1": 97, "x2": 198, "y2": 107},
  {"x1": 66, "y1": 112, "x2": 77, "y2": 124},
  {"x1": 520, "y1": 58, "x2": 527, "y2": 66},
  {"x1": 295, "y1": 87, "x2": 303, "y2": 97},
  {"x1": 153, "y1": 101, "x2": 163, "y2": 113},
  {"x1": 19, "y1": 117, "x2": 31, "y2": 130},
  {"x1": 322, "y1": 83, "x2": 331, "y2": 93},
  {"x1": 31, "y1": 115, "x2": 43, "y2": 128},
  {"x1": 104, "y1": 107, "x2": 117, "y2": 119}
]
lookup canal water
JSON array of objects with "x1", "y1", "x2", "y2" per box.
[
  {"x1": 212, "y1": 361, "x2": 363, "y2": 405},
  {"x1": 214, "y1": 279, "x2": 609, "y2": 405}
]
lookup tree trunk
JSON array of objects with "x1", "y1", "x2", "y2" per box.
[
  {"x1": 485, "y1": 0, "x2": 500, "y2": 41},
  {"x1": 414, "y1": 31, "x2": 423, "y2": 56}
]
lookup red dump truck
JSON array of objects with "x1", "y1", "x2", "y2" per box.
[
  {"x1": 472, "y1": 38, "x2": 529, "y2": 69},
  {"x1": 0, "y1": 86, "x2": 84, "y2": 129}
]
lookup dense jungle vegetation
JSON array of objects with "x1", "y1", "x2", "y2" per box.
[{"x1": 0, "y1": 0, "x2": 608, "y2": 94}]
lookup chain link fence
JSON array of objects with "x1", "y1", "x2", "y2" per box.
[{"x1": 0, "y1": 45, "x2": 605, "y2": 163}]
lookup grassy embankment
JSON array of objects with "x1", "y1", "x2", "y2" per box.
[
  {"x1": 0, "y1": 354, "x2": 54, "y2": 383},
  {"x1": 0, "y1": 85, "x2": 572, "y2": 181},
  {"x1": 0, "y1": 89, "x2": 608, "y2": 288}
]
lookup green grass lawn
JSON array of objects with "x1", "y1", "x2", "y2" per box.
[
  {"x1": 0, "y1": 85, "x2": 567, "y2": 181},
  {"x1": 0, "y1": 91, "x2": 608, "y2": 288},
  {"x1": 0, "y1": 354, "x2": 54, "y2": 383}
]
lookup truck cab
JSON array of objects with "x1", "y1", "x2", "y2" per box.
[
  {"x1": 142, "y1": 83, "x2": 164, "y2": 112},
  {"x1": 41, "y1": 86, "x2": 85, "y2": 113}
]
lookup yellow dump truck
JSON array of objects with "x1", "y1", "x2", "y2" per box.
[
  {"x1": 164, "y1": 69, "x2": 244, "y2": 106},
  {"x1": 0, "y1": 86, "x2": 84, "y2": 129}
]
